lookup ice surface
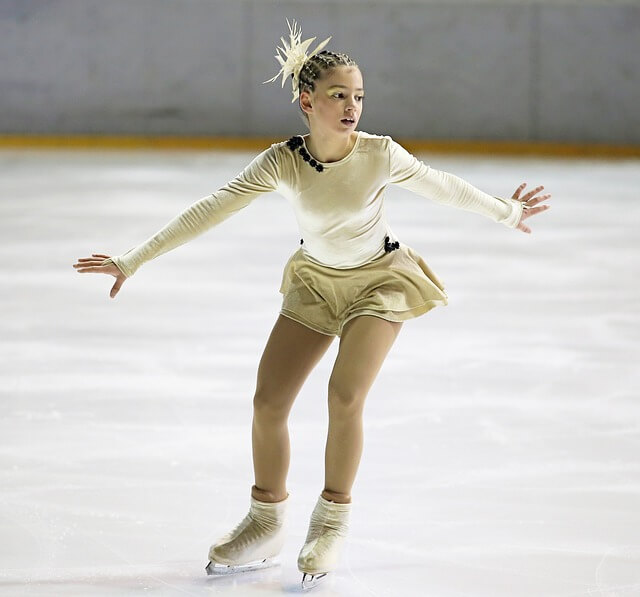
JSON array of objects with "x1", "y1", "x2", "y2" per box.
[{"x1": 0, "y1": 145, "x2": 638, "y2": 596}]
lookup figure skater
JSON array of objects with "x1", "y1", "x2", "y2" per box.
[{"x1": 72, "y1": 17, "x2": 551, "y2": 590}]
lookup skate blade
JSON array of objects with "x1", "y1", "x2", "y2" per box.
[
  {"x1": 205, "y1": 556, "x2": 279, "y2": 576},
  {"x1": 301, "y1": 572, "x2": 328, "y2": 589}
]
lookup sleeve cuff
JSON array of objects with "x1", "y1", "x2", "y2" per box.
[
  {"x1": 101, "y1": 256, "x2": 131, "y2": 278},
  {"x1": 494, "y1": 196, "x2": 523, "y2": 228}
]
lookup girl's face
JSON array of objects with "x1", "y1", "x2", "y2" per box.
[{"x1": 301, "y1": 66, "x2": 364, "y2": 135}]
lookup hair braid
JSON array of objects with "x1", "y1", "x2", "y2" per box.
[{"x1": 262, "y1": 19, "x2": 360, "y2": 129}]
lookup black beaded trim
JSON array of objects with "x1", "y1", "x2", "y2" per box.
[
  {"x1": 384, "y1": 236, "x2": 400, "y2": 253},
  {"x1": 286, "y1": 135, "x2": 325, "y2": 172}
]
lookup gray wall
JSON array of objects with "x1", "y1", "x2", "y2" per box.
[{"x1": 1, "y1": 0, "x2": 638, "y2": 143}]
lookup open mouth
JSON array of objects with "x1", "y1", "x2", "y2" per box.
[{"x1": 341, "y1": 118, "x2": 355, "y2": 126}]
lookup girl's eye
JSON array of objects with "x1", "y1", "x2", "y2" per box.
[{"x1": 333, "y1": 93, "x2": 365, "y2": 101}]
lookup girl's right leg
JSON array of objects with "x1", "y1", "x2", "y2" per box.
[
  {"x1": 251, "y1": 314, "x2": 335, "y2": 503},
  {"x1": 207, "y1": 314, "x2": 334, "y2": 573}
]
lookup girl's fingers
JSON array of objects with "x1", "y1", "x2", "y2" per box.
[
  {"x1": 73, "y1": 256, "x2": 113, "y2": 270},
  {"x1": 513, "y1": 184, "x2": 550, "y2": 202},
  {"x1": 512, "y1": 182, "x2": 527, "y2": 199},
  {"x1": 523, "y1": 185, "x2": 545, "y2": 201},
  {"x1": 517, "y1": 221, "x2": 532, "y2": 233},
  {"x1": 520, "y1": 204, "x2": 551, "y2": 222},
  {"x1": 110, "y1": 279, "x2": 124, "y2": 298},
  {"x1": 73, "y1": 261, "x2": 106, "y2": 268},
  {"x1": 522, "y1": 194, "x2": 552, "y2": 208},
  {"x1": 74, "y1": 262, "x2": 121, "y2": 275},
  {"x1": 530, "y1": 205, "x2": 551, "y2": 215}
]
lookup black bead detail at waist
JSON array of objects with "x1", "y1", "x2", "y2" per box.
[
  {"x1": 384, "y1": 236, "x2": 400, "y2": 253},
  {"x1": 298, "y1": 236, "x2": 400, "y2": 253}
]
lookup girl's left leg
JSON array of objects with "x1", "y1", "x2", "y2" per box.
[
  {"x1": 323, "y1": 314, "x2": 403, "y2": 504},
  {"x1": 297, "y1": 315, "x2": 403, "y2": 585}
]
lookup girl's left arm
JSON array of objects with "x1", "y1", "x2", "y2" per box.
[{"x1": 386, "y1": 137, "x2": 551, "y2": 231}]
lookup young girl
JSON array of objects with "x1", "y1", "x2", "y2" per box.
[{"x1": 73, "y1": 18, "x2": 551, "y2": 589}]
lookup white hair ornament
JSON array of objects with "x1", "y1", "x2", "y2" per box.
[{"x1": 262, "y1": 18, "x2": 332, "y2": 103}]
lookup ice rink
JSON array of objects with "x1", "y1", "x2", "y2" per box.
[{"x1": 1, "y1": 144, "x2": 638, "y2": 596}]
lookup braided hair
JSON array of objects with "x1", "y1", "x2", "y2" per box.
[{"x1": 296, "y1": 51, "x2": 360, "y2": 128}]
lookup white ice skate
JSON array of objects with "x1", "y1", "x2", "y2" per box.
[
  {"x1": 205, "y1": 493, "x2": 289, "y2": 576},
  {"x1": 297, "y1": 495, "x2": 351, "y2": 590}
]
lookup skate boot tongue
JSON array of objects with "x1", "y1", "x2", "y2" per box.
[
  {"x1": 316, "y1": 496, "x2": 351, "y2": 533},
  {"x1": 249, "y1": 495, "x2": 288, "y2": 530}
]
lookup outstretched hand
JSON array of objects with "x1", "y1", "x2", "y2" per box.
[
  {"x1": 512, "y1": 183, "x2": 552, "y2": 234},
  {"x1": 72, "y1": 253, "x2": 127, "y2": 298}
]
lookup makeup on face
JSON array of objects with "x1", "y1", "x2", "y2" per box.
[
  {"x1": 326, "y1": 84, "x2": 364, "y2": 127},
  {"x1": 326, "y1": 85, "x2": 365, "y2": 98}
]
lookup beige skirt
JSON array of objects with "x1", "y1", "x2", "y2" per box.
[{"x1": 278, "y1": 244, "x2": 449, "y2": 338}]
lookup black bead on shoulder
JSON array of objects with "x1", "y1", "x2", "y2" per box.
[
  {"x1": 286, "y1": 135, "x2": 324, "y2": 172},
  {"x1": 286, "y1": 136, "x2": 303, "y2": 150}
]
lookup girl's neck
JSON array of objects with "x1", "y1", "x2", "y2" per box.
[{"x1": 303, "y1": 131, "x2": 358, "y2": 163}]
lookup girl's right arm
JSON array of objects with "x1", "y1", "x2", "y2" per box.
[{"x1": 73, "y1": 143, "x2": 282, "y2": 296}]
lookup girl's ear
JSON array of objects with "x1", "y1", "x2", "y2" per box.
[{"x1": 299, "y1": 92, "x2": 312, "y2": 115}]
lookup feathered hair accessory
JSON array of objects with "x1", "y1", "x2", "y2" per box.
[{"x1": 262, "y1": 18, "x2": 332, "y2": 103}]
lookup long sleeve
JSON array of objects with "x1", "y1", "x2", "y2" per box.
[
  {"x1": 387, "y1": 136, "x2": 523, "y2": 228},
  {"x1": 102, "y1": 144, "x2": 282, "y2": 278}
]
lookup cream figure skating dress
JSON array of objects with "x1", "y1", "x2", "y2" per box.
[{"x1": 101, "y1": 131, "x2": 523, "y2": 337}]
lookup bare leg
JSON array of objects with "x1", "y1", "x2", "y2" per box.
[
  {"x1": 322, "y1": 315, "x2": 403, "y2": 504},
  {"x1": 251, "y1": 314, "x2": 335, "y2": 503}
]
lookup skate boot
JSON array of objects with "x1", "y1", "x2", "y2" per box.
[
  {"x1": 205, "y1": 492, "x2": 289, "y2": 576},
  {"x1": 297, "y1": 495, "x2": 351, "y2": 589}
]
